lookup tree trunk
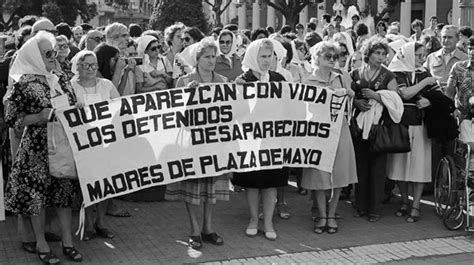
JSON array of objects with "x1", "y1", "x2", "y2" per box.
[{"x1": 215, "y1": 10, "x2": 223, "y2": 27}]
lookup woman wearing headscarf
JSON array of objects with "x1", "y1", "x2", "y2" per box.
[
  {"x1": 232, "y1": 39, "x2": 288, "y2": 241},
  {"x1": 387, "y1": 42, "x2": 438, "y2": 223},
  {"x1": 135, "y1": 35, "x2": 172, "y2": 93},
  {"x1": 301, "y1": 41, "x2": 357, "y2": 234},
  {"x1": 214, "y1": 29, "x2": 243, "y2": 81},
  {"x1": 5, "y1": 31, "x2": 82, "y2": 264},
  {"x1": 70, "y1": 50, "x2": 120, "y2": 240},
  {"x1": 287, "y1": 39, "x2": 312, "y2": 82},
  {"x1": 165, "y1": 38, "x2": 230, "y2": 250}
]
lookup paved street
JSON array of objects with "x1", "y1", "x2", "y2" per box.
[{"x1": 1, "y1": 183, "x2": 473, "y2": 264}]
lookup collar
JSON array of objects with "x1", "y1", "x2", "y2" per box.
[{"x1": 306, "y1": 70, "x2": 341, "y2": 84}]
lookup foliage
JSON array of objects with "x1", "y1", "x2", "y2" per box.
[
  {"x1": 42, "y1": 1, "x2": 63, "y2": 25},
  {"x1": 203, "y1": 0, "x2": 232, "y2": 28},
  {"x1": 149, "y1": 0, "x2": 208, "y2": 34},
  {"x1": 260, "y1": 0, "x2": 313, "y2": 28}
]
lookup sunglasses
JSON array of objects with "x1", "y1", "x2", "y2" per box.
[
  {"x1": 322, "y1": 53, "x2": 339, "y2": 61},
  {"x1": 219, "y1": 40, "x2": 232, "y2": 45},
  {"x1": 182, "y1": 37, "x2": 191, "y2": 42},
  {"x1": 79, "y1": 63, "x2": 99, "y2": 70},
  {"x1": 43, "y1": 50, "x2": 58, "y2": 59},
  {"x1": 148, "y1": 45, "x2": 162, "y2": 52},
  {"x1": 90, "y1": 36, "x2": 104, "y2": 43},
  {"x1": 339, "y1": 51, "x2": 348, "y2": 57},
  {"x1": 57, "y1": 44, "x2": 69, "y2": 50}
]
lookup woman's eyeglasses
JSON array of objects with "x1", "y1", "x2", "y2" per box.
[
  {"x1": 79, "y1": 63, "x2": 99, "y2": 70},
  {"x1": 182, "y1": 37, "x2": 191, "y2": 42},
  {"x1": 90, "y1": 36, "x2": 104, "y2": 43},
  {"x1": 57, "y1": 44, "x2": 69, "y2": 50},
  {"x1": 219, "y1": 40, "x2": 232, "y2": 45},
  {"x1": 148, "y1": 45, "x2": 162, "y2": 52},
  {"x1": 43, "y1": 50, "x2": 58, "y2": 59},
  {"x1": 322, "y1": 53, "x2": 339, "y2": 61},
  {"x1": 339, "y1": 51, "x2": 348, "y2": 57}
]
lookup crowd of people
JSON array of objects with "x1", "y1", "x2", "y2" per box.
[{"x1": 0, "y1": 11, "x2": 473, "y2": 264}]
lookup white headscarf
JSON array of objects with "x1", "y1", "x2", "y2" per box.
[
  {"x1": 242, "y1": 38, "x2": 274, "y2": 82},
  {"x1": 339, "y1": 32, "x2": 355, "y2": 55},
  {"x1": 9, "y1": 31, "x2": 61, "y2": 94},
  {"x1": 136, "y1": 35, "x2": 157, "y2": 72},
  {"x1": 290, "y1": 40, "x2": 312, "y2": 72},
  {"x1": 179, "y1": 37, "x2": 215, "y2": 69},
  {"x1": 388, "y1": 41, "x2": 420, "y2": 83},
  {"x1": 216, "y1": 31, "x2": 238, "y2": 64},
  {"x1": 70, "y1": 50, "x2": 97, "y2": 81}
]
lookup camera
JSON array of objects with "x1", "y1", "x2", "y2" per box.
[{"x1": 125, "y1": 57, "x2": 143, "y2": 66}]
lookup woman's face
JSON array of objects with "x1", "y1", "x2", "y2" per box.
[
  {"x1": 38, "y1": 39, "x2": 57, "y2": 72},
  {"x1": 55, "y1": 40, "x2": 70, "y2": 59},
  {"x1": 327, "y1": 25, "x2": 335, "y2": 35},
  {"x1": 181, "y1": 32, "x2": 195, "y2": 49},
  {"x1": 296, "y1": 44, "x2": 307, "y2": 61},
  {"x1": 73, "y1": 28, "x2": 83, "y2": 42},
  {"x1": 146, "y1": 41, "x2": 161, "y2": 59},
  {"x1": 351, "y1": 52, "x2": 362, "y2": 69},
  {"x1": 219, "y1": 34, "x2": 233, "y2": 55},
  {"x1": 368, "y1": 48, "x2": 387, "y2": 66},
  {"x1": 318, "y1": 49, "x2": 338, "y2": 69},
  {"x1": 197, "y1": 47, "x2": 216, "y2": 72},
  {"x1": 414, "y1": 46, "x2": 426, "y2": 68},
  {"x1": 257, "y1": 46, "x2": 273, "y2": 72},
  {"x1": 172, "y1": 30, "x2": 183, "y2": 50},
  {"x1": 109, "y1": 53, "x2": 120, "y2": 75},
  {"x1": 338, "y1": 45, "x2": 348, "y2": 67},
  {"x1": 78, "y1": 55, "x2": 98, "y2": 80},
  {"x1": 112, "y1": 31, "x2": 129, "y2": 53}
]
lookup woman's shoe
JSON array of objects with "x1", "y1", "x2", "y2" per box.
[
  {"x1": 276, "y1": 202, "x2": 291, "y2": 220},
  {"x1": 245, "y1": 227, "x2": 258, "y2": 237},
  {"x1": 368, "y1": 215, "x2": 381, "y2": 223},
  {"x1": 264, "y1": 231, "x2": 277, "y2": 241},
  {"x1": 201, "y1": 232, "x2": 224, "y2": 245},
  {"x1": 313, "y1": 217, "x2": 327, "y2": 234},
  {"x1": 21, "y1": 241, "x2": 36, "y2": 254},
  {"x1": 188, "y1": 236, "x2": 202, "y2": 250},
  {"x1": 62, "y1": 245, "x2": 83, "y2": 262},
  {"x1": 326, "y1": 217, "x2": 338, "y2": 234},
  {"x1": 37, "y1": 249, "x2": 60, "y2": 265},
  {"x1": 395, "y1": 203, "x2": 410, "y2": 217},
  {"x1": 406, "y1": 207, "x2": 421, "y2": 223},
  {"x1": 94, "y1": 226, "x2": 114, "y2": 239},
  {"x1": 82, "y1": 230, "x2": 95, "y2": 241}
]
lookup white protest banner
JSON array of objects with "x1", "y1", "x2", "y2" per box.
[{"x1": 56, "y1": 82, "x2": 347, "y2": 207}]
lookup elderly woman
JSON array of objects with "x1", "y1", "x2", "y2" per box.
[
  {"x1": 351, "y1": 39, "x2": 399, "y2": 222},
  {"x1": 72, "y1": 26, "x2": 83, "y2": 47},
  {"x1": 387, "y1": 42, "x2": 439, "y2": 223},
  {"x1": 85, "y1": 30, "x2": 104, "y2": 52},
  {"x1": 105, "y1": 22, "x2": 136, "y2": 96},
  {"x1": 6, "y1": 31, "x2": 82, "y2": 264},
  {"x1": 214, "y1": 29, "x2": 243, "y2": 81},
  {"x1": 232, "y1": 39, "x2": 288, "y2": 241},
  {"x1": 163, "y1": 23, "x2": 185, "y2": 72},
  {"x1": 55, "y1": 35, "x2": 74, "y2": 81},
  {"x1": 288, "y1": 39, "x2": 311, "y2": 83},
  {"x1": 135, "y1": 35, "x2": 172, "y2": 93},
  {"x1": 70, "y1": 50, "x2": 120, "y2": 239},
  {"x1": 165, "y1": 38, "x2": 230, "y2": 250},
  {"x1": 301, "y1": 41, "x2": 357, "y2": 234}
]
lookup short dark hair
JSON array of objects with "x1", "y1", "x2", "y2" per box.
[
  {"x1": 223, "y1": 24, "x2": 238, "y2": 31},
  {"x1": 242, "y1": 29, "x2": 251, "y2": 40},
  {"x1": 304, "y1": 32, "x2": 322, "y2": 48},
  {"x1": 281, "y1": 41, "x2": 293, "y2": 64},
  {"x1": 322, "y1": 14, "x2": 331, "y2": 24},
  {"x1": 351, "y1": 14, "x2": 360, "y2": 21},
  {"x1": 362, "y1": 39, "x2": 389, "y2": 63},
  {"x1": 212, "y1": 27, "x2": 222, "y2": 36},
  {"x1": 334, "y1": 15, "x2": 342, "y2": 22},
  {"x1": 80, "y1": 23, "x2": 93, "y2": 32},
  {"x1": 460, "y1": 26, "x2": 473, "y2": 38},
  {"x1": 411, "y1": 19, "x2": 423, "y2": 29},
  {"x1": 280, "y1": 25, "x2": 293, "y2": 35},
  {"x1": 266, "y1": 26, "x2": 275, "y2": 34},
  {"x1": 56, "y1": 22, "x2": 72, "y2": 39},
  {"x1": 307, "y1": 22, "x2": 316, "y2": 31},
  {"x1": 283, "y1": 32, "x2": 297, "y2": 41},
  {"x1": 295, "y1": 23, "x2": 304, "y2": 30},
  {"x1": 129, "y1": 24, "x2": 143, "y2": 38},
  {"x1": 183, "y1": 26, "x2": 204, "y2": 42},
  {"x1": 429, "y1": 16, "x2": 438, "y2": 22},
  {"x1": 376, "y1": 21, "x2": 388, "y2": 32},
  {"x1": 251, "y1": 28, "x2": 269, "y2": 41},
  {"x1": 437, "y1": 23, "x2": 446, "y2": 31},
  {"x1": 355, "y1": 23, "x2": 369, "y2": 36}
]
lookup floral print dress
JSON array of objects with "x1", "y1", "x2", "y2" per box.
[{"x1": 4, "y1": 72, "x2": 78, "y2": 216}]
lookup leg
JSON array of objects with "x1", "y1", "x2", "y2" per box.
[
  {"x1": 202, "y1": 203, "x2": 215, "y2": 234},
  {"x1": 327, "y1": 188, "x2": 342, "y2": 233},
  {"x1": 276, "y1": 187, "x2": 290, "y2": 219},
  {"x1": 93, "y1": 200, "x2": 114, "y2": 239},
  {"x1": 313, "y1": 190, "x2": 328, "y2": 234},
  {"x1": 368, "y1": 152, "x2": 387, "y2": 220},
  {"x1": 18, "y1": 215, "x2": 35, "y2": 243},
  {"x1": 56, "y1": 208, "x2": 73, "y2": 247},
  {"x1": 261, "y1": 188, "x2": 277, "y2": 240},
  {"x1": 407, "y1": 182, "x2": 424, "y2": 222},
  {"x1": 32, "y1": 210, "x2": 60, "y2": 265},
  {"x1": 395, "y1": 181, "x2": 410, "y2": 217},
  {"x1": 246, "y1": 188, "x2": 260, "y2": 230},
  {"x1": 185, "y1": 202, "x2": 201, "y2": 236},
  {"x1": 83, "y1": 205, "x2": 96, "y2": 241},
  {"x1": 354, "y1": 139, "x2": 370, "y2": 215}
]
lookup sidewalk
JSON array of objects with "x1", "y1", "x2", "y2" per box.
[{"x1": 0, "y1": 184, "x2": 471, "y2": 264}]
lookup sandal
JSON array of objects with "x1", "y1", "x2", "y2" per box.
[
  {"x1": 395, "y1": 203, "x2": 410, "y2": 217},
  {"x1": 314, "y1": 217, "x2": 327, "y2": 234},
  {"x1": 407, "y1": 207, "x2": 421, "y2": 223},
  {"x1": 264, "y1": 231, "x2": 277, "y2": 241},
  {"x1": 37, "y1": 249, "x2": 60, "y2": 265},
  {"x1": 188, "y1": 236, "x2": 202, "y2": 250},
  {"x1": 276, "y1": 202, "x2": 291, "y2": 220},
  {"x1": 326, "y1": 217, "x2": 338, "y2": 234},
  {"x1": 94, "y1": 226, "x2": 115, "y2": 239},
  {"x1": 62, "y1": 245, "x2": 83, "y2": 262},
  {"x1": 201, "y1": 232, "x2": 224, "y2": 245},
  {"x1": 368, "y1": 214, "x2": 381, "y2": 223},
  {"x1": 22, "y1": 241, "x2": 36, "y2": 254},
  {"x1": 82, "y1": 230, "x2": 95, "y2": 241}
]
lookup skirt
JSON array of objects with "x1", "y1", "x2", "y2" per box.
[
  {"x1": 301, "y1": 119, "x2": 358, "y2": 190},
  {"x1": 165, "y1": 174, "x2": 230, "y2": 205},
  {"x1": 387, "y1": 124, "x2": 432, "y2": 183}
]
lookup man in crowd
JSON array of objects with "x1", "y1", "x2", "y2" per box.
[{"x1": 423, "y1": 16, "x2": 439, "y2": 38}]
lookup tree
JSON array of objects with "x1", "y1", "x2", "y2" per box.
[
  {"x1": 42, "y1": 0, "x2": 63, "y2": 25},
  {"x1": 260, "y1": 0, "x2": 320, "y2": 28},
  {"x1": 149, "y1": 0, "x2": 208, "y2": 34},
  {"x1": 203, "y1": 0, "x2": 232, "y2": 28}
]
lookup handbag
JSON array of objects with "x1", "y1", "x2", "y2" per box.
[
  {"x1": 47, "y1": 120, "x2": 78, "y2": 179},
  {"x1": 368, "y1": 110, "x2": 411, "y2": 154}
]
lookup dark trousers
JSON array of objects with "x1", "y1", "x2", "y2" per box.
[{"x1": 354, "y1": 138, "x2": 387, "y2": 216}]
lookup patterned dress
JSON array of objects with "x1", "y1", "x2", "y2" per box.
[
  {"x1": 58, "y1": 59, "x2": 75, "y2": 82},
  {"x1": 4, "y1": 73, "x2": 78, "y2": 216}
]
